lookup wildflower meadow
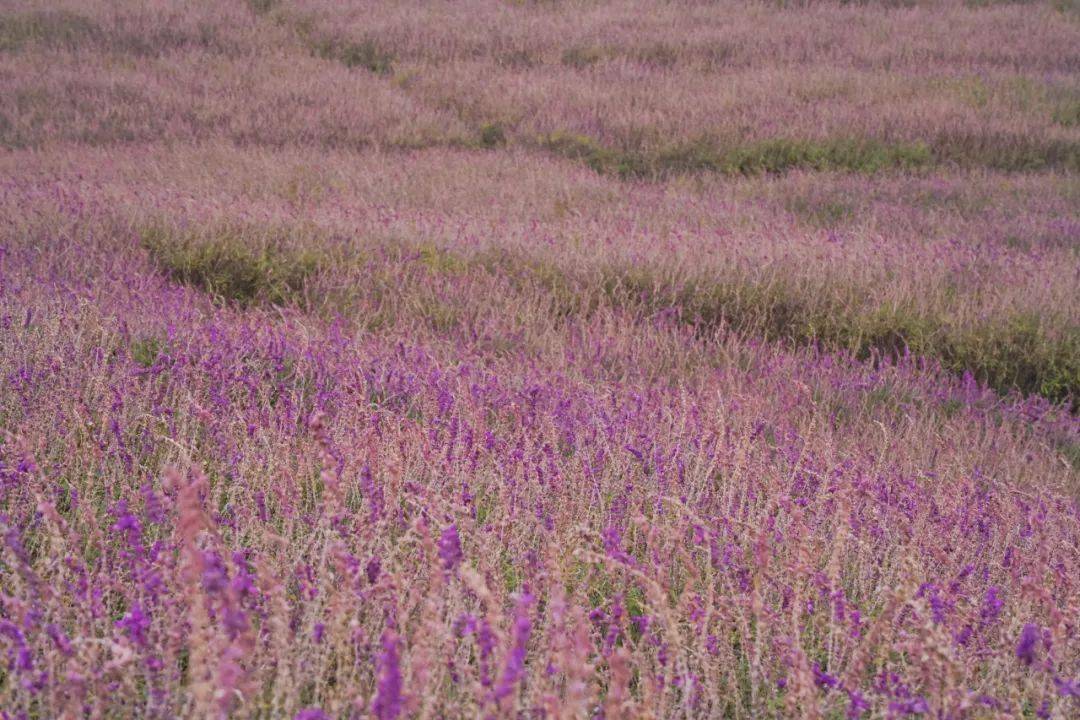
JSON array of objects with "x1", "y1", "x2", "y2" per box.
[{"x1": 0, "y1": 1, "x2": 1078, "y2": 718}]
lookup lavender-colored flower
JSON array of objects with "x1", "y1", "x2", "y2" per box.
[
  {"x1": 813, "y1": 662, "x2": 839, "y2": 690},
  {"x1": 221, "y1": 607, "x2": 248, "y2": 640},
  {"x1": 888, "y1": 697, "x2": 928, "y2": 715},
  {"x1": 115, "y1": 603, "x2": 151, "y2": 646},
  {"x1": 141, "y1": 483, "x2": 165, "y2": 524},
  {"x1": 198, "y1": 550, "x2": 229, "y2": 594},
  {"x1": 46, "y1": 624, "x2": 72, "y2": 656},
  {"x1": 230, "y1": 556, "x2": 256, "y2": 598},
  {"x1": 372, "y1": 631, "x2": 403, "y2": 720},
  {"x1": 847, "y1": 690, "x2": 870, "y2": 719},
  {"x1": 980, "y1": 586, "x2": 1004, "y2": 625},
  {"x1": 293, "y1": 709, "x2": 328, "y2": 720},
  {"x1": 110, "y1": 500, "x2": 143, "y2": 547},
  {"x1": 1054, "y1": 676, "x2": 1079, "y2": 698},
  {"x1": 706, "y1": 634, "x2": 720, "y2": 656},
  {"x1": 16, "y1": 646, "x2": 33, "y2": 672},
  {"x1": 437, "y1": 524, "x2": 463, "y2": 572},
  {"x1": 493, "y1": 592, "x2": 533, "y2": 702},
  {"x1": 602, "y1": 525, "x2": 633, "y2": 565},
  {"x1": 1016, "y1": 623, "x2": 1040, "y2": 666},
  {"x1": 366, "y1": 556, "x2": 381, "y2": 585}
]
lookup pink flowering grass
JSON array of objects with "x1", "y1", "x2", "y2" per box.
[{"x1": 1, "y1": 1, "x2": 1079, "y2": 718}]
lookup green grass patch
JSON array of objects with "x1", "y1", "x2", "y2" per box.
[
  {"x1": 629, "y1": 42, "x2": 680, "y2": 69},
  {"x1": 540, "y1": 133, "x2": 933, "y2": 178},
  {"x1": 541, "y1": 130, "x2": 1080, "y2": 178},
  {"x1": 417, "y1": 242, "x2": 468, "y2": 275},
  {"x1": 933, "y1": 130, "x2": 1080, "y2": 172},
  {"x1": 407, "y1": 240, "x2": 1080, "y2": 404},
  {"x1": 140, "y1": 224, "x2": 324, "y2": 306},
  {"x1": 784, "y1": 196, "x2": 856, "y2": 228},
  {"x1": 130, "y1": 336, "x2": 166, "y2": 368},
  {"x1": 561, "y1": 45, "x2": 605, "y2": 69},
  {"x1": 964, "y1": 0, "x2": 1039, "y2": 7},
  {"x1": 1051, "y1": 98, "x2": 1080, "y2": 127},
  {"x1": 313, "y1": 37, "x2": 394, "y2": 74},
  {"x1": 477, "y1": 122, "x2": 507, "y2": 148},
  {"x1": 247, "y1": 0, "x2": 279, "y2": 15},
  {"x1": 0, "y1": 10, "x2": 102, "y2": 52},
  {"x1": 724, "y1": 138, "x2": 932, "y2": 175},
  {"x1": 595, "y1": 264, "x2": 1078, "y2": 405}
]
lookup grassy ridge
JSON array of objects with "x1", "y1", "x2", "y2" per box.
[
  {"x1": 540, "y1": 131, "x2": 1080, "y2": 179},
  {"x1": 140, "y1": 224, "x2": 1079, "y2": 405}
]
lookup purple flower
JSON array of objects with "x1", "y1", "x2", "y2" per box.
[
  {"x1": 110, "y1": 500, "x2": 143, "y2": 547},
  {"x1": 16, "y1": 646, "x2": 33, "y2": 672},
  {"x1": 372, "y1": 631, "x2": 403, "y2": 720},
  {"x1": 980, "y1": 586, "x2": 1004, "y2": 625},
  {"x1": 294, "y1": 709, "x2": 328, "y2": 720},
  {"x1": 706, "y1": 634, "x2": 720, "y2": 656},
  {"x1": 1016, "y1": 623, "x2": 1040, "y2": 666},
  {"x1": 200, "y1": 552, "x2": 229, "y2": 594},
  {"x1": 46, "y1": 624, "x2": 72, "y2": 656},
  {"x1": 813, "y1": 662, "x2": 839, "y2": 690},
  {"x1": 1055, "y1": 676, "x2": 1079, "y2": 697},
  {"x1": 115, "y1": 604, "x2": 151, "y2": 646},
  {"x1": 849, "y1": 609, "x2": 862, "y2": 639},
  {"x1": 366, "y1": 556, "x2": 381, "y2": 585},
  {"x1": 602, "y1": 525, "x2": 633, "y2": 565},
  {"x1": 437, "y1": 524, "x2": 463, "y2": 572},
  {"x1": 888, "y1": 697, "x2": 928, "y2": 715},
  {"x1": 847, "y1": 689, "x2": 870, "y2": 718},
  {"x1": 494, "y1": 591, "x2": 534, "y2": 702},
  {"x1": 453, "y1": 613, "x2": 477, "y2": 637},
  {"x1": 141, "y1": 483, "x2": 165, "y2": 524},
  {"x1": 222, "y1": 608, "x2": 248, "y2": 640},
  {"x1": 230, "y1": 560, "x2": 256, "y2": 598}
]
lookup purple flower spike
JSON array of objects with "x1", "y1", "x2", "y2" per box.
[
  {"x1": 847, "y1": 689, "x2": 870, "y2": 719},
  {"x1": 372, "y1": 630, "x2": 403, "y2": 720},
  {"x1": 438, "y1": 524, "x2": 463, "y2": 572},
  {"x1": 115, "y1": 603, "x2": 151, "y2": 647},
  {"x1": 1016, "y1": 623, "x2": 1040, "y2": 666},
  {"x1": 494, "y1": 591, "x2": 534, "y2": 703}
]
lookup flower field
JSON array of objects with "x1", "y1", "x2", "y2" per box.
[{"x1": 0, "y1": 1, "x2": 1078, "y2": 718}]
